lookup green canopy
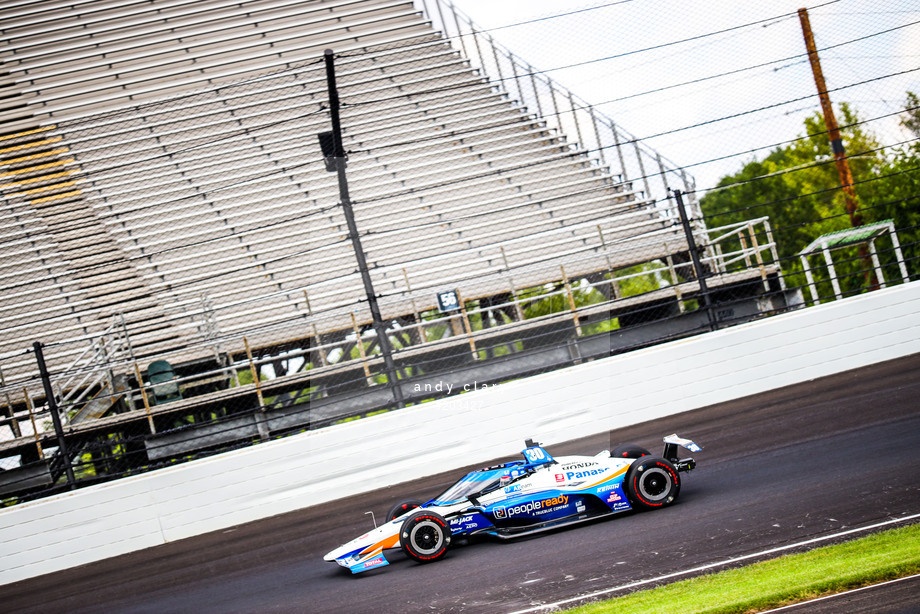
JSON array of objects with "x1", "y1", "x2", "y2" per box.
[{"x1": 798, "y1": 220, "x2": 894, "y2": 255}]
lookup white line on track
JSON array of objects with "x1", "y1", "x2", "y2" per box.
[
  {"x1": 507, "y1": 512, "x2": 920, "y2": 614},
  {"x1": 757, "y1": 572, "x2": 920, "y2": 612}
]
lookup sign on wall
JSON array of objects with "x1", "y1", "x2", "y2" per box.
[{"x1": 437, "y1": 289, "x2": 461, "y2": 313}]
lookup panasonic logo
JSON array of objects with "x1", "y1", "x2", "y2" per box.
[{"x1": 566, "y1": 467, "x2": 608, "y2": 480}]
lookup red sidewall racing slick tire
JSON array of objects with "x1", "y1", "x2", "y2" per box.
[
  {"x1": 624, "y1": 456, "x2": 680, "y2": 510},
  {"x1": 400, "y1": 510, "x2": 451, "y2": 563},
  {"x1": 387, "y1": 499, "x2": 423, "y2": 521},
  {"x1": 610, "y1": 443, "x2": 652, "y2": 459}
]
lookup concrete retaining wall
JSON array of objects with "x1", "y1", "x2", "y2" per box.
[{"x1": 2, "y1": 281, "x2": 918, "y2": 586}]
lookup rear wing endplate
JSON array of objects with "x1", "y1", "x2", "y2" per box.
[{"x1": 662, "y1": 434, "x2": 701, "y2": 471}]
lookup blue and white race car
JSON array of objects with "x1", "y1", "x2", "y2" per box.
[{"x1": 324, "y1": 434, "x2": 701, "y2": 573}]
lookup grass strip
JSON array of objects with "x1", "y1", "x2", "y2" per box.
[{"x1": 566, "y1": 522, "x2": 920, "y2": 614}]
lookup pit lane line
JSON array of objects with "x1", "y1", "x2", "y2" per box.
[
  {"x1": 508, "y1": 512, "x2": 920, "y2": 614},
  {"x1": 756, "y1": 572, "x2": 920, "y2": 612}
]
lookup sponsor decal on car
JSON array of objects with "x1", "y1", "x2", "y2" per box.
[
  {"x1": 451, "y1": 513, "x2": 488, "y2": 532},
  {"x1": 560, "y1": 461, "x2": 599, "y2": 471},
  {"x1": 555, "y1": 474, "x2": 565, "y2": 483},
  {"x1": 607, "y1": 491, "x2": 622, "y2": 503},
  {"x1": 504, "y1": 484, "x2": 522, "y2": 494},
  {"x1": 566, "y1": 466, "x2": 608, "y2": 480},
  {"x1": 494, "y1": 494, "x2": 570, "y2": 518}
]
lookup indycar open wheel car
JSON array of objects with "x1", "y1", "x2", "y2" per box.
[{"x1": 324, "y1": 434, "x2": 701, "y2": 573}]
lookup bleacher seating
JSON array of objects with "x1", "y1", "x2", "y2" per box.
[{"x1": 0, "y1": 0, "x2": 697, "y2": 389}]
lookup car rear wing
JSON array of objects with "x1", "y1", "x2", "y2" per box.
[{"x1": 662, "y1": 434, "x2": 701, "y2": 472}]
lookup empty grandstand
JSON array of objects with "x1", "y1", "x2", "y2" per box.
[{"x1": 0, "y1": 0, "x2": 786, "y2": 499}]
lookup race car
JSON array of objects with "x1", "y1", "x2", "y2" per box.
[{"x1": 324, "y1": 434, "x2": 701, "y2": 573}]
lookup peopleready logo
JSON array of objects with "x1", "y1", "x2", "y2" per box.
[{"x1": 494, "y1": 495, "x2": 569, "y2": 518}]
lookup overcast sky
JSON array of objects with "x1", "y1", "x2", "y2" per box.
[{"x1": 447, "y1": 0, "x2": 920, "y2": 193}]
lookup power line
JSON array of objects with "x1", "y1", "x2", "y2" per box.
[
  {"x1": 682, "y1": 106, "x2": 919, "y2": 175},
  {"x1": 733, "y1": 194, "x2": 920, "y2": 243},
  {"x1": 467, "y1": 0, "x2": 639, "y2": 34},
  {"x1": 57, "y1": 87, "x2": 919, "y2": 282},
  {"x1": 66, "y1": 115, "x2": 917, "y2": 284},
  {"x1": 358, "y1": 109, "x2": 920, "y2": 238},
  {"x1": 700, "y1": 159, "x2": 920, "y2": 221},
  {"x1": 350, "y1": 102, "x2": 917, "y2": 216},
  {"x1": 592, "y1": 19, "x2": 920, "y2": 107},
  {"x1": 333, "y1": 1, "x2": 640, "y2": 59},
  {"x1": 345, "y1": 17, "x2": 918, "y2": 152},
  {"x1": 631, "y1": 67, "x2": 920, "y2": 145},
  {"x1": 434, "y1": 0, "x2": 844, "y2": 77},
  {"x1": 123, "y1": 141, "x2": 920, "y2": 302},
  {"x1": 340, "y1": 17, "x2": 919, "y2": 153}
]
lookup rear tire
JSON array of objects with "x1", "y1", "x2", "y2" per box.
[
  {"x1": 624, "y1": 456, "x2": 680, "y2": 510},
  {"x1": 611, "y1": 444, "x2": 651, "y2": 459},
  {"x1": 400, "y1": 510, "x2": 451, "y2": 563},
  {"x1": 387, "y1": 499, "x2": 423, "y2": 521}
]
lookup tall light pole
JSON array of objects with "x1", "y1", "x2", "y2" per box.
[{"x1": 322, "y1": 49, "x2": 404, "y2": 408}]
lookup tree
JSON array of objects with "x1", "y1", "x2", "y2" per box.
[
  {"x1": 899, "y1": 91, "x2": 920, "y2": 139},
  {"x1": 700, "y1": 99, "x2": 919, "y2": 301}
]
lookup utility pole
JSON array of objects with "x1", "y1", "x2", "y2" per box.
[
  {"x1": 322, "y1": 49, "x2": 405, "y2": 408},
  {"x1": 799, "y1": 8, "x2": 876, "y2": 289},
  {"x1": 798, "y1": 8, "x2": 861, "y2": 228}
]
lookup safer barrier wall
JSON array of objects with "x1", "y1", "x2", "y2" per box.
[{"x1": 2, "y1": 282, "x2": 919, "y2": 586}]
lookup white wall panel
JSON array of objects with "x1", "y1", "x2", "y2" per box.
[{"x1": 1, "y1": 281, "x2": 918, "y2": 585}]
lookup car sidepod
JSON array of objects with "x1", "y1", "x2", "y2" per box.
[
  {"x1": 481, "y1": 459, "x2": 634, "y2": 531},
  {"x1": 448, "y1": 510, "x2": 493, "y2": 535},
  {"x1": 594, "y1": 477, "x2": 631, "y2": 512},
  {"x1": 555, "y1": 456, "x2": 633, "y2": 514},
  {"x1": 590, "y1": 464, "x2": 632, "y2": 510}
]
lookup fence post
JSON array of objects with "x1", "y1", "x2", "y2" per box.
[
  {"x1": 33, "y1": 341, "x2": 76, "y2": 490},
  {"x1": 673, "y1": 190, "x2": 717, "y2": 331},
  {"x1": 0, "y1": 366, "x2": 21, "y2": 438}
]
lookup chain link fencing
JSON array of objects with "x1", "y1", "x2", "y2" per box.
[{"x1": 0, "y1": 0, "x2": 915, "y2": 504}]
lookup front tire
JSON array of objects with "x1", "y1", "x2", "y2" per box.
[
  {"x1": 387, "y1": 499, "x2": 423, "y2": 521},
  {"x1": 624, "y1": 456, "x2": 680, "y2": 510},
  {"x1": 400, "y1": 510, "x2": 451, "y2": 563}
]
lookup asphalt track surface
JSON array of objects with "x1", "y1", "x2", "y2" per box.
[
  {"x1": 3, "y1": 354, "x2": 919, "y2": 613},
  {"x1": 760, "y1": 573, "x2": 920, "y2": 613}
]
